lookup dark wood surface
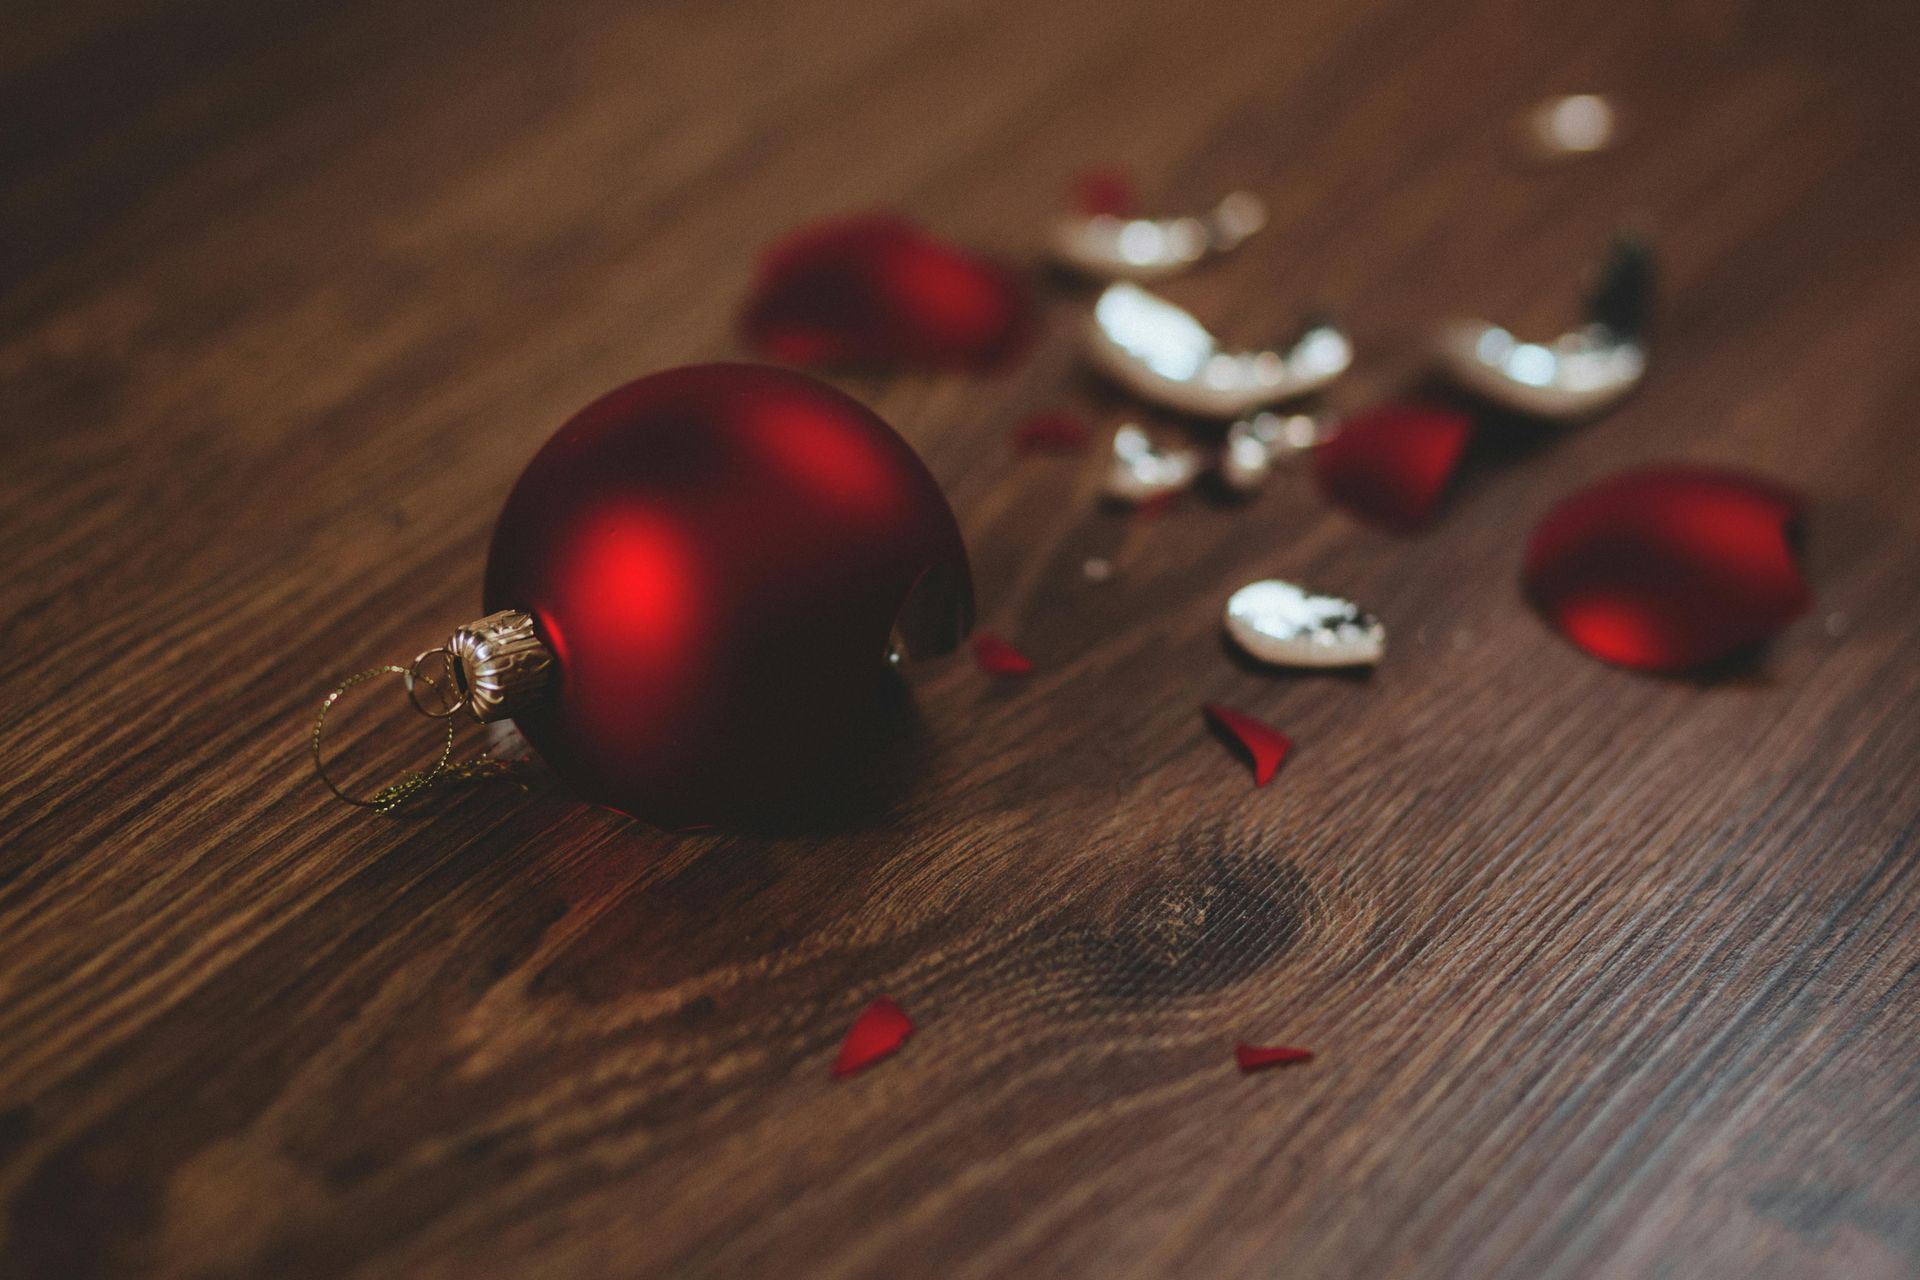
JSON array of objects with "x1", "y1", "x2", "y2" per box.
[{"x1": 5, "y1": 0, "x2": 1919, "y2": 1276}]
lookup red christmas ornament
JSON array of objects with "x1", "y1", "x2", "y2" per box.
[
  {"x1": 741, "y1": 214, "x2": 1031, "y2": 371},
  {"x1": 461, "y1": 364, "x2": 973, "y2": 826},
  {"x1": 1523, "y1": 465, "x2": 1809, "y2": 671},
  {"x1": 1313, "y1": 403, "x2": 1473, "y2": 533}
]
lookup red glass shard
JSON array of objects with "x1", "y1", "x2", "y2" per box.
[
  {"x1": 1202, "y1": 704, "x2": 1291, "y2": 786},
  {"x1": 1013, "y1": 410, "x2": 1093, "y2": 455},
  {"x1": 1235, "y1": 1042, "x2": 1314, "y2": 1072},
  {"x1": 1524, "y1": 465, "x2": 1810, "y2": 671},
  {"x1": 833, "y1": 996, "x2": 915, "y2": 1078},
  {"x1": 1072, "y1": 169, "x2": 1137, "y2": 217},
  {"x1": 743, "y1": 214, "x2": 1032, "y2": 371},
  {"x1": 972, "y1": 632, "x2": 1034, "y2": 677},
  {"x1": 1313, "y1": 403, "x2": 1473, "y2": 533}
]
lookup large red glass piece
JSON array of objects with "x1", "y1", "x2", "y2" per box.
[
  {"x1": 484, "y1": 365, "x2": 973, "y2": 826},
  {"x1": 741, "y1": 215, "x2": 1031, "y2": 370},
  {"x1": 1523, "y1": 465, "x2": 1809, "y2": 671},
  {"x1": 1313, "y1": 403, "x2": 1473, "y2": 533}
]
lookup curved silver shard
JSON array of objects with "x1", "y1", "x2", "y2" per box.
[
  {"x1": 1517, "y1": 93, "x2": 1618, "y2": 160},
  {"x1": 1436, "y1": 235, "x2": 1653, "y2": 420},
  {"x1": 1225, "y1": 579, "x2": 1386, "y2": 668},
  {"x1": 1087, "y1": 283, "x2": 1353, "y2": 419},
  {"x1": 1103, "y1": 423, "x2": 1205, "y2": 502},
  {"x1": 1049, "y1": 191, "x2": 1268, "y2": 283},
  {"x1": 1220, "y1": 412, "x2": 1336, "y2": 495}
]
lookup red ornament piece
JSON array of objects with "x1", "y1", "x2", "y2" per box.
[
  {"x1": 834, "y1": 996, "x2": 915, "y2": 1078},
  {"x1": 1523, "y1": 465, "x2": 1810, "y2": 671},
  {"x1": 1202, "y1": 704, "x2": 1291, "y2": 786},
  {"x1": 1072, "y1": 168, "x2": 1137, "y2": 217},
  {"x1": 972, "y1": 632, "x2": 1034, "y2": 677},
  {"x1": 1313, "y1": 403, "x2": 1473, "y2": 533},
  {"x1": 1235, "y1": 1042, "x2": 1314, "y2": 1072},
  {"x1": 742, "y1": 214, "x2": 1031, "y2": 370},
  {"x1": 1013, "y1": 410, "x2": 1093, "y2": 455},
  {"x1": 484, "y1": 364, "x2": 974, "y2": 826}
]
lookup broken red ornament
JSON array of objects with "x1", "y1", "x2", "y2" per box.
[
  {"x1": 1236, "y1": 1042, "x2": 1314, "y2": 1072},
  {"x1": 1524, "y1": 465, "x2": 1810, "y2": 671},
  {"x1": 742, "y1": 214, "x2": 1031, "y2": 370},
  {"x1": 834, "y1": 996, "x2": 915, "y2": 1077},
  {"x1": 1072, "y1": 168, "x2": 1137, "y2": 217},
  {"x1": 1013, "y1": 410, "x2": 1093, "y2": 455},
  {"x1": 1313, "y1": 403, "x2": 1473, "y2": 533},
  {"x1": 1203, "y1": 704, "x2": 1291, "y2": 786},
  {"x1": 972, "y1": 632, "x2": 1034, "y2": 677}
]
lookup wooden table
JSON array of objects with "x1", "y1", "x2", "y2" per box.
[{"x1": 5, "y1": 0, "x2": 1918, "y2": 1275}]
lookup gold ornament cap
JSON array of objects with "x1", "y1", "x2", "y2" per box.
[{"x1": 446, "y1": 609, "x2": 554, "y2": 722}]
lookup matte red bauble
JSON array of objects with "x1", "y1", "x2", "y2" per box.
[
  {"x1": 468, "y1": 364, "x2": 972, "y2": 826},
  {"x1": 1523, "y1": 465, "x2": 1809, "y2": 671},
  {"x1": 741, "y1": 215, "x2": 1031, "y2": 370},
  {"x1": 1313, "y1": 402, "x2": 1473, "y2": 533}
]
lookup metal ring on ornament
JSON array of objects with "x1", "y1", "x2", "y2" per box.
[{"x1": 406, "y1": 646, "x2": 470, "y2": 720}]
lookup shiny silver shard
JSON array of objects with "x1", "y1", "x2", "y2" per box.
[
  {"x1": 1224, "y1": 579, "x2": 1386, "y2": 668},
  {"x1": 1219, "y1": 412, "x2": 1335, "y2": 494},
  {"x1": 1049, "y1": 191, "x2": 1267, "y2": 283},
  {"x1": 1103, "y1": 423, "x2": 1205, "y2": 502},
  {"x1": 1517, "y1": 93, "x2": 1618, "y2": 161},
  {"x1": 1435, "y1": 235, "x2": 1651, "y2": 420},
  {"x1": 1086, "y1": 283, "x2": 1352, "y2": 419}
]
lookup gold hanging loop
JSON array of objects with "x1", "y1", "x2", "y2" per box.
[
  {"x1": 310, "y1": 610, "x2": 551, "y2": 813},
  {"x1": 311, "y1": 666, "x2": 457, "y2": 811}
]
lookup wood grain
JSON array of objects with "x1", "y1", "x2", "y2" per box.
[{"x1": 4, "y1": 0, "x2": 1919, "y2": 1276}]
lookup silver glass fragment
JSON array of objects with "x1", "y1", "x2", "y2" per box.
[
  {"x1": 1436, "y1": 234, "x2": 1652, "y2": 420},
  {"x1": 1103, "y1": 423, "x2": 1205, "y2": 503},
  {"x1": 1220, "y1": 412, "x2": 1336, "y2": 495},
  {"x1": 1086, "y1": 283, "x2": 1352, "y2": 419},
  {"x1": 1050, "y1": 191, "x2": 1268, "y2": 283},
  {"x1": 1518, "y1": 94, "x2": 1618, "y2": 160},
  {"x1": 1224, "y1": 579, "x2": 1386, "y2": 668}
]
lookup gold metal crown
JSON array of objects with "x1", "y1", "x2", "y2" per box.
[{"x1": 447, "y1": 609, "x2": 554, "y2": 722}]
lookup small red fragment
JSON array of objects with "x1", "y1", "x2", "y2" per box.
[
  {"x1": 972, "y1": 632, "x2": 1034, "y2": 677},
  {"x1": 1524, "y1": 465, "x2": 1810, "y2": 671},
  {"x1": 833, "y1": 997, "x2": 914, "y2": 1078},
  {"x1": 1313, "y1": 403, "x2": 1474, "y2": 533},
  {"x1": 1236, "y1": 1042, "x2": 1314, "y2": 1072},
  {"x1": 1072, "y1": 168, "x2": 1137, "y2": 218},
  {"x1": 742, "y1": 214, "x2": 1031, "y2": 371},
  {"x1": 1202, "y1": 704, "x2": 1292, "y2": 786},
  {"x1": 1013, "y1": 410, "x2": 1093, "y2": 455}
]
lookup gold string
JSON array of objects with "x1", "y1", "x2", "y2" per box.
[{"x1": 311, "y1": 665, "x2": 526, "y2": 814}]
